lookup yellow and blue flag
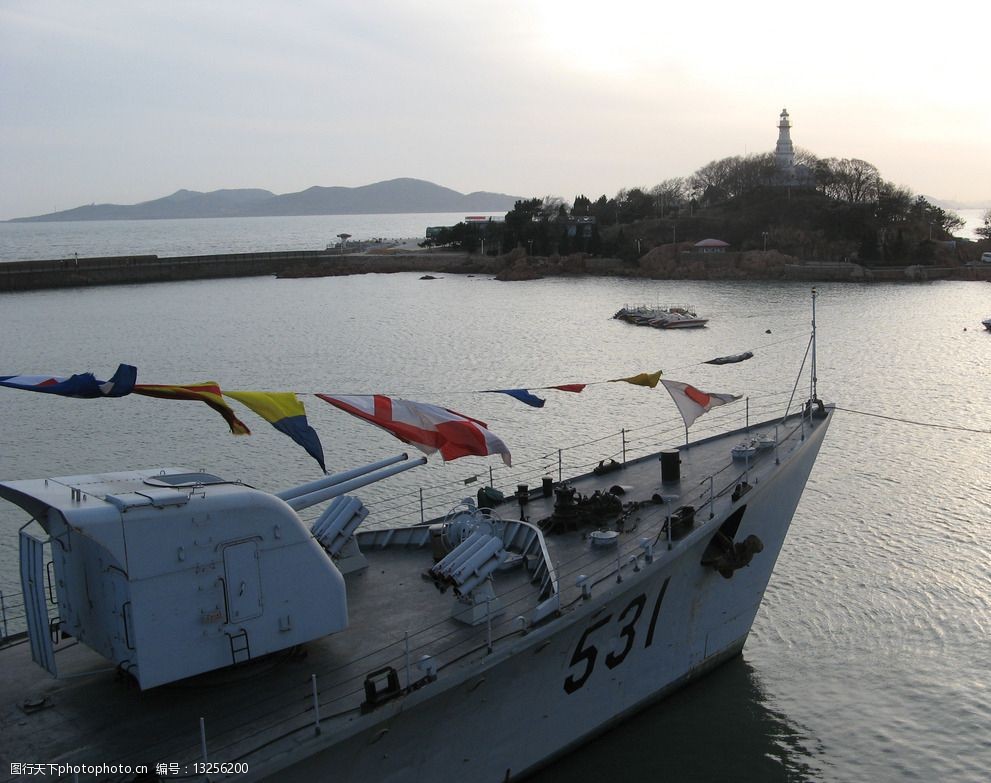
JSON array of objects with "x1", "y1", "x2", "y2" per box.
[{"x1": 226, "y1": 391, "x2": 326, "y2": 472}]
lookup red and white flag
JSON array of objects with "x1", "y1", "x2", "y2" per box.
[
  {"x1": 661, "y1": 380, "x2": 740, "y2": 428},
  {"x1": 317, "y1": 394, "x2": 512, "y2": 466}
]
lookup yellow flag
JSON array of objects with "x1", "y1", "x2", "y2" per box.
[
  {"x1": 609, "y1": 370, "x2": 663, "y2": 388},
  {"x1": 225, "y1": 390, "x2": 305, "y2": 423}
]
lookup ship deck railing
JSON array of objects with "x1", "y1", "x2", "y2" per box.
[
  {"x1": 0, "y1": 391, "x2": 823, "y2": 778},
  {"x1": 145, "y1": 401, "x2": 814, "y2": 774},
  {"x1": 0, "y1": 388, "x2": 805, "y2": 647}
]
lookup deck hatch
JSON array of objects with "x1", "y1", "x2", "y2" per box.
[{"x1": 105, "y1": 488, "x2": 189, "y2": 510}]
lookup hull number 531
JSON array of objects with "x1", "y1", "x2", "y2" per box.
[{"x1": 563, "y1": 577, "x2": 671, "y2": 694}]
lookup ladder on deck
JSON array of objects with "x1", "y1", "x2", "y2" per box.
[{"x1": 227, "y1": 629, "x2": 251, "y2": 664}]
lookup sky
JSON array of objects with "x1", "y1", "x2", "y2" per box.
[{"x1": 1, "y1": 1, "x2": 988, "y2": 221}]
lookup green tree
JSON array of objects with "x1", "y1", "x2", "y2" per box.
[
  {"x1": 589, "y1": 195, "x2": 618, "y2": 226},
  {"x1": 572, "y1": 195, "x2": 592, "y2": 216},
  {"x1": 617, "y1": 187, "x2": 655, "y2": 222}
]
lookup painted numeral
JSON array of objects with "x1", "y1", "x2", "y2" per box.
[
  {"x1": 605, "y1": 594, "x2": 646, "y2": 669},
  {"x1": 564, "y1": 577, "x2": 673, "y2": 694},
  {"x1": 563, "y1": 615, "x2": 611, "y2": 694},
  {"x1": 644, "y1": 576, "x2": 671, "y2": 649}
]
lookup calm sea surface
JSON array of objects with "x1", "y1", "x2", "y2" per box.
[
  {"x1": 0, "y1": 217, "x2": 988, "y2": 782},
  {"x1": 0, "y1": 212, "x2": 484, "y2": 262}
]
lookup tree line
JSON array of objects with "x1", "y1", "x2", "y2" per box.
[{"x1": 423, "y1": 152, "x2": 986, "y2": 265}]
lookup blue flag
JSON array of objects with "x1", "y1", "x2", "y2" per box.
[
  {"x1": 0, "y1": 364, "x2": 137, "y2": 398},
  {"x1": 483, "y1": 388, "x2": 546, "y2": 408}
]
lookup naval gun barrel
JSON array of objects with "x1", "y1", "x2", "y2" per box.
[
  {"x1": 276, "y1": 453, "x2": 411, "y2": 502},
  {"x1": 285, "y1": 456, "x2": 427, "y2": 511}
]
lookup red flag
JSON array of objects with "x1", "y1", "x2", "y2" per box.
[
  {"x1": 134, "y1": 382, "x2": 250, "y2": 435},
  {"x1": 318, "y1": 394, "x2": 511, "y2": 466}
]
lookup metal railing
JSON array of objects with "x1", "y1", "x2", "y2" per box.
[{"x1": 0, "y1": 391, "x2": 819, "y2": 777}]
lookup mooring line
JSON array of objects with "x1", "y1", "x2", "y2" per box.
[{"x1": 834, "y1": 406, "x2": 991, "y2": 435}]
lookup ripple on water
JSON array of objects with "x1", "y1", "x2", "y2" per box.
[{"x1": 1, "y1": 274, "x2": 990, "y2": 782}]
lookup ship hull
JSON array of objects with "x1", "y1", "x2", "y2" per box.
[{"x1": 254, "y1": 416, "x2": 829, "y2": 782}]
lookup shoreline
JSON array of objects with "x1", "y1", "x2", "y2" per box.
[{"x1": 1, "y1": 246, "x2": 989, "y2": 293}]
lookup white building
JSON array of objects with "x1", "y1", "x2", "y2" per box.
[{"x1": 773, "y1": 108, "x2": 815, "y2": 187}]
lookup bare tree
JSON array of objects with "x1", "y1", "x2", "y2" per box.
[
  {"x1": 818, "y1": 158, "x2": 881, "y2": 203},
  {"x1": 650, "y1": 178, "x2": 687, "y2": 215}
]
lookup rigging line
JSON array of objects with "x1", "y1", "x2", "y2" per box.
[
  {"x1": 663, "y1": 331, "x2": 810, "y2": 374},
  {"x1": 782, "y1": 333, "x2": 814, "y2": 422},
  {"x1": 833, "y1": 406, "x2": 991, "y2": 435}
]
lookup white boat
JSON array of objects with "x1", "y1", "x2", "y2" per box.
[
  {"x1": 0, "y1": 319, "x2": 831, "y2": 782},
  {"x1": 732, "y1": 433, "x2": 777, "y2": 460},
  {"x1": 731, "y1": 441, "x2": 759, "y2": 460}
]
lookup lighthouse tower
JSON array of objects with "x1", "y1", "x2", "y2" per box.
[{"x1": 775, "y1": 108, "x2": 795, "y2": 172}]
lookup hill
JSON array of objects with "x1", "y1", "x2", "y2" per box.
[{"x1": 9, "y1": 178, "x2": 521, "y2": 222}]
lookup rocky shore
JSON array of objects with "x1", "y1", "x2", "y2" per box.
[{"x1": 488, "y1": 246, "x2": 991, "y2": 283}]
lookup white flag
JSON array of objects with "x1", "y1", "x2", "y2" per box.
[{"x1": 661, "y1": 380, "x2": 740, "y2": 428}]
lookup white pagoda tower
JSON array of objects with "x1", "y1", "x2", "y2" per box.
[
  {"x1": 775, "y1": 108, "x2": 795, "y2": 172},
  {"x1": 772, "y1": 108, "x2": 814, "y2": 187}
]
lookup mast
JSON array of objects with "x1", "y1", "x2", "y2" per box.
[{"x1": 810, "y1": 286, "x2": 818, "y2": 402}]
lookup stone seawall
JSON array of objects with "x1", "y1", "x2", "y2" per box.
[
  {"x1": 2, "y1": 249, "x2": 988, "y2": 293},
  {"x1": 0, "y1": 250, "x2": 480, "y2": 292}
]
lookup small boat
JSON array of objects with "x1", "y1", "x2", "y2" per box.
[
  {"x1": 755, "y1": 432, "x2": 776, "y2": 449},
  {"x1": 614, "y1": 304, "x2": 708, "y2": 329},
  {"x1": 732, "y1": 433, "x2": 777, "y2": 460},
  {"x1": 731, "y1": 441, "x2": 758, "y2": 460},
  {"x1": 982, "y1": 317, "x2": 991, "y2": 332}
]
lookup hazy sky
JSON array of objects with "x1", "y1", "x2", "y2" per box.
[{"x1": 2, "y1": 1, "x2": 988, "y2": 220}]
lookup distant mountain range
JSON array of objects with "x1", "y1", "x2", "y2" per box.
[
  {"x1": 9, "y1": 178, "x2": 522, "y2": 222},
  {"x1": 925, "y1": 196, "x2": 990, "y2": 211}
]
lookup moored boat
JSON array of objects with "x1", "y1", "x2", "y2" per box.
[
  {"x1": 0, "y1": 300, "x2": 832, "y2": 782},
  {"x1": 614, "y1": 304, "x2": 708, "y2": 329}
]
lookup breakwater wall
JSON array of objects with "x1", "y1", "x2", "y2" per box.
[
  {"x1": 0, "y1": 250, "x2": 482, "y2": 293},
  {"x1": 0, "y1": 251, "x2": 316, "y2": 292},
  {"x1": 2, "y1": 249, "x2": 988, "y2": 293}
]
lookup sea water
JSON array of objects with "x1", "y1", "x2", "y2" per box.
[
  {"x1": 0, "y1": 219, "x2": 988, "y2": 783},
  {"x1": 0, "y1": 212, "x2": 482, "y2": 262}
]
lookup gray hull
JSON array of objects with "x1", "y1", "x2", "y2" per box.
[{"x1": 258, "y1": 416, "x2": 830, "y2": 782}]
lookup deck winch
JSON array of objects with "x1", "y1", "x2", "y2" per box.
[{"x1": 540, "y1": 485, "x2": 623, "y2": 534}]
